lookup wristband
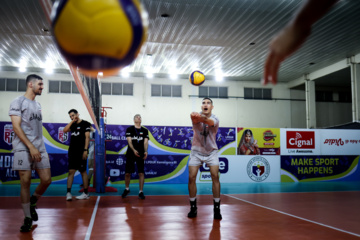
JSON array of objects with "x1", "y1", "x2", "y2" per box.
[{"x1": 84, "y1": 149, "x2": 88, "y2": 152}]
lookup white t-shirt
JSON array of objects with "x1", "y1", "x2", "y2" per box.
[
  {"x1": 8, "y1": 96, "x2": 46, "y2": 152},
  {"x1": 191, "y1": 113, "x2": 219, "y2": 155}
]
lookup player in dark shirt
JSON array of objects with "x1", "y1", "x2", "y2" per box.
[
  {"x1": 63, "y1": 109, "x2": 91, "y2": 200},
  {"x1": 122, "y1": 114, "x2": 149, "y2": 199}
]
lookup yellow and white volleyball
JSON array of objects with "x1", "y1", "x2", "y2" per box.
[
  {"x1": 189, "y1": 70, "x2": 205, "y2": 86},
  {"x1": 51, "y1": 0, "x2": 148, "y2": 77}
]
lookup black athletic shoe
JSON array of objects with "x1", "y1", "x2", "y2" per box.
[
  {"x1": 20, "y1": 217, "x2": 33, "y2": 232},
  {"x1": 122, "y1": 189, "x2": 130, "y2": 198},
  {"x1": 187, "y1": 208, "x2": 197, "y2": 218},
  {"x1": 30, "y1": 196, "x2": 38, "y2": 221},
  {"x1": 213, "y1": 200, "x2": 222, "y2": 220},
  {"x1": 138, "y1": 192, "x2": 145, "y2": 200},
  {"x1": 187, "y1": 200, "x2": 197, "y2": 218}
]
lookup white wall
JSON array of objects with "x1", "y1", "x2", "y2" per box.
[
  {"x1": 290, "y1": 89, "x2": 307, "y2": 128},
  {"x1": 1, "y1": 70, "x2": 341, "y2": 128}
]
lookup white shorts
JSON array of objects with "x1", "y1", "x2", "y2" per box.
[
  {"x1": 13, "y1": 151, "x2": 50, "y2": 171},
  {"x1": 188, "y1": 150, "x2": 219, "y2": 166}
]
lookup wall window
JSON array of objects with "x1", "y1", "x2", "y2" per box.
[
  {"x1": 0, "y1": 78, "x2": 29, "y2": 92},
  {"x1": 0, "y1": 78, "x2": 5, "y2": 91},
  {"x1": 6, "y1": 79, "x2": 17, "y2": 91},
  {"x1": 151, "y1": 84, "x2": 182, "y2": 97},
  {"x1": 199, "y1": 86, "x2": 228, "y2": 98},
  {"x1": 244, "y1": 88, "x2": 272, "y2": 100},
  {"x1": 49, "y1": 80, "x2": 79, "y2": 94},
  {"x1": 101, "y1": 82, "x2": 133, "y2": 96},
  {"x1": 72, "y1": 82, "x2": 79, "y2": 94}
]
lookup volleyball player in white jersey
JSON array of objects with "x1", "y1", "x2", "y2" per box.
[
  {"x1": 9, "y1": 74, "x2": 52, "y2": 232},
  {"x1": 188, "y1": 97, "x2": 222, "y2": 220}
]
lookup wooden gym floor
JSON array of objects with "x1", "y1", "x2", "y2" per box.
[{"x1": 0, "y1": 182, "x2": 360, "y2": 240}]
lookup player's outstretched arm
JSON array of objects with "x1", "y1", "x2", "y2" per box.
[
  {"x1": 263, "y1": 0, "x2": 338, "y2": 85},
  {"x1": 190, "y1": 112, "x2": 201, "y2": 124}
]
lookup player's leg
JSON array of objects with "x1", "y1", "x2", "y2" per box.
[
  {"x1": 137, "y1": 157, "x2": 145, "y2": 199},
  {"x1": 188, "y1": 165, "x2": 200, "y2": 218},
  {"x1": 188, "y1": 151, "x2": 201, "y2": 218},
  {"x1": 18, "y1": 170, "x2": 33, "y2": 232},
  {"x1": 66, "y1": 169, "x2": 76, "y2": 201},
  {"x1": 188, "y1": 165, "x2": 200, "y2": 198},
  {"x1": 31, "y1": 167, "x2": 51, "y2": 222},
  {"x1": 122, "y1": 157, "x2": 133, "y2": 198},
  {"x1": 76, "y1": 159, "x2": 89, "y2": 200},
  {"x1": 209, "y1": 165, "x2": 220, "y2": 198},
  {"x1": 208, "y1": 151, "x2": 222, "y2": 220},
  {"x1": 13, "y1": 151, "x2": 34, "y2": 232},
  {"x1": 31, "y1": 153, "x2": 52, "y2": 221}
]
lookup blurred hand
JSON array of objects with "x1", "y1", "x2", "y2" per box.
[
  {"x1": 29, "y1": 145, "x2": 41, "y2": 162},
  {"x1": 263, "y1": 24, "x2": 311, "y2": 85}
]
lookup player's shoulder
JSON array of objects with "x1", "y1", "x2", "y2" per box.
[
  {"x1": 83, "y1": 120, "x2": 91, "y2": 126},
  {"x1": 10, "y1": 95, "x2": 25, "y2": 105},
  {"x1": 211, "y1": 114, "x2": 219, "y2": 121},
  {"x1": 126, "y1": 125, "x2": 134, "y2": 131}
]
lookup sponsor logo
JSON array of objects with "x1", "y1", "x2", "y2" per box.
[
  {"x1": 4, "y1": 124, "x2": 14, "y2": 145},
  {"x1": 199, "y1": 158, "x2": 228, "y2": 181},
  {"x1": 287, "y1": 131, "x2": 315, "y2": 149},
  {"x1": 323, "y1": 138, "x2": 344, "y2": 146},
  {"x1": 109, "y1": 169, "x2": 120, "y2": 177},
  {"x1": 247, "y1": 156, "x2": 270, "y2": 182},
  {"x1": 199, "y1": 172, "x2": 213, "y2": 181},
  {"x1": 29, "y1": 113, "x2": 42, "y2": 121},
  {"x1": 58, "y1": 127, "x2": 68, "y2": 143},
  {"x1": 116, "y1": 157, "x2": 124, "y2": 165},
  {"x1": 263, "y1": 130, "x2": 276, "y2": 141}
]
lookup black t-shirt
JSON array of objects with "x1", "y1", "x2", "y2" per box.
[
  {"x1": 69, "y1": 120, "x2": 91, "y2": 153},
  {"x1": 125, "y1": 126, "x2": 149, "y2": 158}
]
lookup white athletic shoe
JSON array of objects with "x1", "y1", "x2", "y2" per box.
[
  {"x1": 66, "y1": 192, "x2": 72, "y2": 201},
  {"x1": 76, "y1": 192, "x2": 90, "y2": 200}
]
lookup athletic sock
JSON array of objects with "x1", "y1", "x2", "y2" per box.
[
  {"x1": 190, "y1": 197, "x2": 196, "y2": 202},
  {"x1": 214, "y1": 198, "x2": 220, "y2": 203},
  {"x1": 84, "y1": 189, "x2": 88, "y2": 194},
  {"x1": 22, "y1": 203, "x2": 31, "y2": 218},
  {"x1": 67, "y1": 188, "x2": 71, "y2": 193}
]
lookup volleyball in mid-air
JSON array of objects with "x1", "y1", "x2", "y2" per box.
[
  {"x1": 51, "y1": 0, "x2": 148, "y2": 77},
  {"x1": 189, "y1": 71, "x2": 205, "y2": 86}
]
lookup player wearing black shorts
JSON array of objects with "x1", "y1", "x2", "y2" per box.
[
  {"x1": 122, "y1": 114, "x2": 149, "y2": 199},
  {"x1": 63, "y1": 109, "x2": 91, "y2": 201}
]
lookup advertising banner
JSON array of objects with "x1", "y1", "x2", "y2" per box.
[
  {"x1": 105, "y1": 125, "x2": 236, "y2": 183},
  {"x1": 280, "y1": 129, "x2": 321, "y2": 155},
  {"x1": 197, "y1": 155, "x2": 281, "y2": 183},
  {"x1": 237, "y1": 128, "x2": 280, "y2": 155},
  {"x1": 320, "y1": 129, "x2": 360, "y2": 155},
  {"x1": 281, "y1": 155, "x2": 360, "y2": 182},
  {"x1": 0, "y1": 121, "x2": 236, "y2": 184}
]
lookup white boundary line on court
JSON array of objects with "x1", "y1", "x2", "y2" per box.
[
  {"x1": 224, "y1": 194, "x2": 360, "y2": 238},
  {"x1": 85, "y1": 196, "x2": 100, "y2": 240}
]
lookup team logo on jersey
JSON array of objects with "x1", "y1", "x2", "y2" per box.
[
  {"x1": 4, "y1": 124, "x2": 14, "y2": 145},
  {"x1": 247, "y1": 156, "x2": 270, "y2": 182},
  {"x1": 58, "y1": 127, "x2": 68, "y2": 143}
]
